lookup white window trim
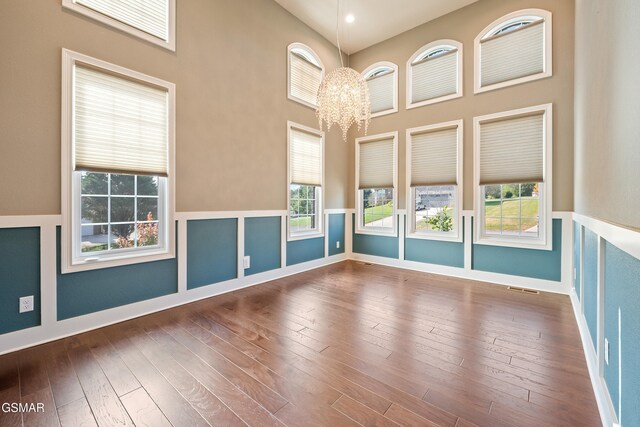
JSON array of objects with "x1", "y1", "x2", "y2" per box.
[
  {"x1": 361, "y1": 61, "x2": 398, "y2": 118},
  {"x1": 405, "y1": 120, "x2": 463, "y2": 242},
  {"x1": 61, "y1": 49, "x2": 176, "y2": 274},
  {"x1": 287, "y1": 43, "x2": 324, "y2": 110},
  {"x1": 474, "y1": 9, "x2": 552, "y2": 94},
  {"x1": 62, "y1": 0, "x2": 176, "y2": 51},
  {"x1": 287, "y1": 121, "x2": 325, "y2": 241},
  {"x1": 355, "y1": 131, "x2": 398, "y2": 237},
  {"x1": 473, "y1": 103, "x2": 553, "y2": 251},
  {"x1": 406, "y1": 39, "x2": 463, "y2": 110}
]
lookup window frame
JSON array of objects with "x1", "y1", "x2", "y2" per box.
[
  {"x1": 406, "y1": 39, "x2": 463, "y2": 110},
  {"x1": 355, "y1": 131, "x2": 398, "y2": 237},
  {"x1": 474, "y1": 9, "x2": 552, "y2": 94},
  {"x1": 287, "y1": 43, "x2": 324, "y2": 109},
  {"x1": 361, "y1": 61, "x2": 398, "y2": 118},
  {"x1": 62, "y1": 0, "x2": 176, "y2": 51},
  {"x1": 61, "y1": 49, "x2": 176, "y2": 273},
  {"x1": 287, "y1": 121, "x2": 325, "y2": 241},
  {"x1": 473, "y1": 104, "x2": 553, "y2": 250},
  {"x1": 406, "y1": 120, "x2": 463, "y2": 242}
]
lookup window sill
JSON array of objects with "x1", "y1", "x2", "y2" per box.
[
  {"x1": 287, "y1": 94, "x2": 318, "y2": 110},
  {"x1": 371, "y1": 107, "x2": 398, "y2": 119},
  {"x1": 406, "y1": 231, "x2": 462, "y2": 243},
  {"x1": 474, "y1": 71, "x2": 552, "y2": 94},
  {"x1": 287, "y1": 231, "x2": 324, "y2": 242},
  {"x1": 473, "y1": 236, "x2": 551, "y2": 251},
  {"x1": 406, "y1": 92, "x2": 462, "y2": 110},
  {"x1": 355, "y1": 228, "x2": 398, "y2": 238},
  {"x1": 63, "y1": 249, "x2": 175, "y2": 274}
]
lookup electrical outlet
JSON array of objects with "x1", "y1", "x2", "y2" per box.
[
  {"x1": 19, "y1": 296, "x2": 34, "y2": 313},
  {"x1": 243, "y1": 256, "x2": 250, "y2": 269},
  {"x1": 604, "y1": 338, "x2": 610, "y2": 365},
  {"x1": 336, "y1": 241, "x2": 340, "y2": 249}
]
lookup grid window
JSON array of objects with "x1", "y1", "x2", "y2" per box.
[
  {"x1": 80, "y1": 173, "x2": 161, "y2": 253},
  {"x1": 288, "y1": 44, "x2": 324, "y2": 108},
  {"x1": 483, "y1": 183, "x2": 541, "y2": 238},
  {"x1": 413, "y1": 186, "x2": 457, "y2": 233},
  {"x1": 362, "y1": 188, "x2": 394, "y2": 229},
  {"x1": 289, "y1": 185, "x2": 319, "y2": 234}
]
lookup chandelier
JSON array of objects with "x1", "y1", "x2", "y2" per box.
[{"x1": 316, "y1": 1, "x2": 370, "y2": 141}]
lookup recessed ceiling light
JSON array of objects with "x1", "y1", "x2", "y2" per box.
[{"x1": 345, "y1": 14, "x2": 355, "y2": 23}]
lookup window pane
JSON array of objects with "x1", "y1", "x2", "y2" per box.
[
  {"x1": 363, "y1": 188, "x2": 393, "y2": 228},
  {"x1": 80, "y1": 224, "x2": 108, "y2": 253},
  {"x1": 137, "y1": 176, "x2": 158, "y2": 196},
  {"x1": 137, "y1": 222, "x2": 159, "y2": 247},
  {"x1": 137, "y1": 198, "x2": 158, "y2": 221},
  {"x1": 111, "y1": 197, "x2": 135, "y2": 222},
  {"x1": 111, "y1": 224, "x2": 135, "y2": 249},
  {"x1": 111, "y1": 174, "x2": 135, "y2": 195},
  {"x1": 81, "y1": 172, "x2": 108, "y2": 195},
  {"x1": 289, "y1": 184, "x2": 318, "y2": 234},
  {"x1": 483, "y1": 183, "x2": 540, "y2": 238},
  {"x1": 81, "y1": 196, "x2": 108, "y2": 224}
]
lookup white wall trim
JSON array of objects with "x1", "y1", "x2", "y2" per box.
[
  {"x1": 573, "y1": 212, "x2": 640, "y2": 261},
  {"x1": 0, "y1": 215, "x2": 62, "y2": 228}
]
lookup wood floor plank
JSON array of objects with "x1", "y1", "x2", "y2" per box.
[
  {"x1": 0, "y1": 385, "x2": 23, "y2": 427},
  {"x1": 21, "y1": 387, "x2": 60, "y2": 427},
  {"x1": 43, "y1": 340, "x2": 85, "y2": 408},
  {"x1": 120, "y1": 388, "x2": 172, "y2": 427},
  {"x1": 331, "y1": 394, "x2": 401, "y2": 427},
  {"x1": 57, "y1": 398, "x2": 98, "y2": 427}
]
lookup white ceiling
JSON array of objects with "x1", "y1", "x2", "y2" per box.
[{"x1": 274, "y1": 0, "x2": 478, "y2": 54}]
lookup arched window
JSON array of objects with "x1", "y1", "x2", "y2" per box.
[
  {"x1": 362, "y1": 62, "x2": 398, "y2": 117},
  {"x1": 287, "y1": 43, "x2": 324, "y2": 108},
  {"x1": 407, "y1": 40, "x2": 463, "y2": 109},
  {"x1": 475, "y1": 9, "x2": 552, "y2": 93}
]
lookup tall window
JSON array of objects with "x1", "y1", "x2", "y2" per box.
[
  {"x1": 288, "y1": 122, "x2": 323, "y2": 240},
  {"x1": 475, "y1": 9, "x2": 552, "y2": 93},
  {"x1": 362, "y1": 62, "x2": 398, "y2": 117},
  {"x1": 356, "y1": 132, "x2": 398, "y2": 235},
  {"x1": 474, "y1": 104, "x2": 552, "y2": 250},
  {"x1": 288, "y1": 43, "x2": 324, "y2": 108},
  {"x1": 407, "y1": 121, "x2": 463, "y2": 241},
  {"x1": 62, "y1": 49, "x2": 175, "y2": 273},
  {"x1": 62, "y1": 0, "x2": 176, "y2": 50},
  {"x1": 407, "y1": 40, "x2": 462, "y2": 109}
]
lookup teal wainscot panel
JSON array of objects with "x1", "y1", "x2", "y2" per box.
[
  {"x1": 404, "y1": 223, "x2": 464, "y2": 268},
  {"x1": 0, "y1": 227, "x2": 41, "y2": 335},
  {"x1": 603, "y1": 242, "x2": 640, "y2": 426},
  {"x1": 574, "y1": 221, "x2": 581, "y2": 299},
  {"x1": 472, "y1": 219, "x2": 562, "y2": 281},
  {"x1": 583, "y1": 228, "x2": 598, "y2": 348},
  {"x1": 328, "y1": 213, "x2": 345, "y2": 256},
  {"x1": 352, "y1": 214, "x2": 399, "y2": 259},
  {"x1": 287, "y1": 237, "x2": 324, "y2": 266},
  {"x1": 244, "y1": 217, "x2": 280, "y2": 276},
  {"x1": 57, "y1": 227, "x2": 177, "y2": 320},
  {"x1": 187, "y1": 218, "x2": 237, "y2": 289}
]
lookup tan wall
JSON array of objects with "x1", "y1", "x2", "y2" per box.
[
  {"x1": 0, "y1": 0, "x2": 349, "y2": 215},
  {"x1": 347, "y1": 0, "x2": 575, "y2": 211},
  {"x1": 574, "y1": 0, "x2": 640, "y2": 230}
]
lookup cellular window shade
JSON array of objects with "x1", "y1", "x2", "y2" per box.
[
  {"x1": 76, "y1": 0, "x2": 169, "y2": 40},
  {"x1": 74, "y1": 65, "x2": 169, "y2": 177},
  {"x1": 481, "y1": 20, "x2": 545, "y2": 87},
  {"x1": 479, "y1": 113, "x2": 544, "y2": 185},
  {"x1": 367, "y1": 72, "x2": 394, "y2": 113},
  {"x1": 411, "y1": 127, "x2": 458, "y2": 187},
  {"x1": 359, "y1": 138, "x2": 394, "y2": 189},
  {"x1": 290, "y1": 52, "x2": 322, "y2": 106},
  {"x1": 289, "y1": 129, "x2": 322, "y2": 187},
  {"x1": 411, "y1": 50, "x2": 457, "y2": 103}
]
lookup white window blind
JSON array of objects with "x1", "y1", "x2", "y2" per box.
[
  {"x1": 479, "y1": 113, "x2": 544, "y2": 185},
  {"x1": 411, "y1": 50, "x2": 458, "y2": 103},
  {"x1": 480, "y1": 20, "x2": 545, "y2": 87},
  {"x1": 289, "y1": 128, "x2": 322, "y2": 187},
  {"x1": 411, "y1": 127, "x2": 458, "y2": 187},
  {"x1": 74, "y1": 65, "x2": 169, "y2": 177},
  {"x1": 75, "y1": 0, "x2": 169, "y2": 41},
  {"x1": 367, "y1": 71, "x2": 394, "y2": 113},
  {"x1": 359, "y1": 138, "x2": 395, "y2": 189},
  {"x1": 289, "y1": 51, "x2": 322, "y2": 106}
]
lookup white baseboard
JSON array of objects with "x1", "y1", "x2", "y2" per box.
[
  {"x1": 570, "y1": 289, "x2": 618, "y2": 427},
  {"x1": 0, "y1": 253, "x2": 347, "y2": 355}
]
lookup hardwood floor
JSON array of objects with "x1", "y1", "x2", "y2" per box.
[{"x1": 0, "y1": 261, "x2": 601, "y2": 426}]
